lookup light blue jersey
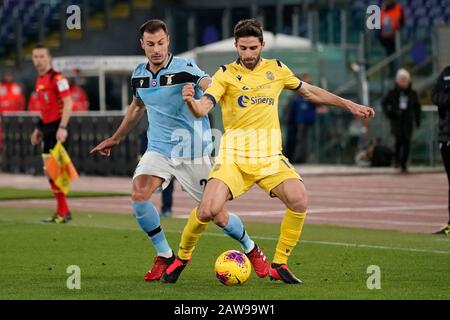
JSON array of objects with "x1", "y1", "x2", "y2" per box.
[{"x1": 131, "y1": 54, "x2": 212, "y2": 159}]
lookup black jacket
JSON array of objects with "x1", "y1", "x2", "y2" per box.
[
  {"x1": 431, "y1": 66, "x2": 450, "y2": 143},
  {"x1": 382, "y1": 84, "x2": 421, "y2": 138}
]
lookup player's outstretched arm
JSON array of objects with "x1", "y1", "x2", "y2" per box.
[
  {"x1": 298, "y1": 82, "x2": 375, "y2": 119},
  {"x1": 182, "y1": 83, "x2": 214, "y2": 117},
  {"x1": 89, "y1": 97, "x2": 146, "y2": 156}
]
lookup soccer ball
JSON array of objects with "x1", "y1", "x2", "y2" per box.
[{"x1": 214, "y1": 250, "x2": 251, "y2": 286}]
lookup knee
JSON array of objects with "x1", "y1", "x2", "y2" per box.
[
  {"x1": 198, "y1": 201, "x2": 221, "y2": 223},
  {"x1": 131, "y1": 189, "x2": 152, "y2": 202},
  {"x1": 213, "y1": 210, "x2": 228, "y2": 227},
  {"x1": 287, "y1": 195, "x2": 308, "y2": 213}
]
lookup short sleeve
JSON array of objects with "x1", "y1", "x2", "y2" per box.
[
  {"x1": 187, "y1": 59, "x2": 209, "y2": 87},
  {"x1": 54, "y1": 73, "x2": 71, "y2": 98},
  {"x1": 204, "y1": 67, "x2": 227, "y2": 105},
  {"x1": 130, "y1": 75, "x2": 141, "y2": 100},
  {"x1": 281, "y1": 62, "x2": 302, "y2": 91},
  {"x1": 130, "y1": 65, "x2": 144, "y2": 100}
]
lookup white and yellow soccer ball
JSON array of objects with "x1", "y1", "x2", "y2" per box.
[{"x1": 214, "y1": 250, "x2": 252, "y2": 286}]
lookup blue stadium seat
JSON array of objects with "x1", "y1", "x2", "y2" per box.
[
  {"x1": 413, "y1": 6, "x2": 428, "y2": 18},
  {"x1": 410, "y1": 0, "x2": 426, "y2": 9},
  {"x1": 445, "y1": 5, "x2": 450, "y2": 15},
  {"x1": 417, "y1": 16, "x2": 431, "y2": 27},
  {"x1": 430, "y1": 6, "x2": 444, "y2": 17},
  {"x1": 425, "y1": 0, "x2": 441, "y2": 8}
]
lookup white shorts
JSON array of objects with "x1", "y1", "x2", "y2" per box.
[{"x1": 132, "y1": 151, "x2": 212, "y2": 202}]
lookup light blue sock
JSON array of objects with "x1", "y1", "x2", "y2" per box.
[
  {"x1": 223, "y1": 213, "x2": 255, "y2": 253},
  {"x1": 132, "y1": 200, "x2": 172, "y2": 257}
]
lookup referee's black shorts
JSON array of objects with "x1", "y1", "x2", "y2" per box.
[{"x1": 41, "y1": 120, "x2": 69, "y2": 154}]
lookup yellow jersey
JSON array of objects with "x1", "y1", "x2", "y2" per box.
[{"x1": 204, "y1": 58, "x2": 302, "y2": 159}]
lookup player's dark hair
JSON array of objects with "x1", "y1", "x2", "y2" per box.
[
  {"x1": 33, "y1": 43, "x2": 49, "y2": 51},
  {"x1": 140, "y1": 19, "x2": 168, "y2": 37},
  {"x1": 234, "y1": 19, "x2": 264, "y2": 43},
  {"x1": 32, "y1": 43, "x2": 50, "y2": 54}
]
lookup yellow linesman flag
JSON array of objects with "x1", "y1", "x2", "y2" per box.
[{"x1": 44, "y1": 142, "x2": 79, "y2": 194}]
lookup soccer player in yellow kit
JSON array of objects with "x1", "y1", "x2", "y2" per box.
[{"x1": 162, "y1": 19, "x2": 375, "y2": 284}]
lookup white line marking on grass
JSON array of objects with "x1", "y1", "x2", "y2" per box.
[
  {"x1": 189, "y1": 231, "x2": 450, "y2": 255},
  {"x1": 1, "y1": 218, "x2": 449, "y2": 255},
  {"x1": 237, "y1": 204, "x2": 447, "y2": 216}
]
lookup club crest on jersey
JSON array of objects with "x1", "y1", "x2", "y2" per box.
[
  {"x1": 237, "y1": 75, "x2": 242, "y2": 81},
  {"x1": 165, "y1": 74, "x2": 175, "y2": 85},
  {"x1": 151, "y1": 79, "x2": 157, "y2": 87},
  {"x1": 265, "y1": 71, "x2": 274, "y2": 80}
]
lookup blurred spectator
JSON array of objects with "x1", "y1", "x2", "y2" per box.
[
  {"x1": 283, "y1": 73, "x2": 317, "y2": 164},
  {"x1": 382, "y1": 68, "x2": 421, "y2": 173},
  {"x1": 27, "y1": 91, "x2": 40, "y2": 112},
  {"x1": 347, "y1": 117, "x2": 367, "y2": 162},
  {"x1": 0, "y1": 70, "x2": 25, "y2": 153},
  {"x1": 378, "y1": 0, "x2": 405, "y2": 77},
  {"x1": 70, "y1": 80, "x2": 90, "y2": 112},
  {"x1": 355, "y1": 138, "x2": 393, "y2": 167},
  {"x1": 431, "y1": 65, "x2": 450, "y2": 235},
  {"x1": 0, "y1": 70, "x2": 25, "y2": 112}
]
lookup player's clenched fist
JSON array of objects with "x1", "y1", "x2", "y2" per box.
[
  {"x1": 346, "y1": 101, "x2": 376, "y2": 119},
  {"x1": 182, "y1": 83, "x2": 195, "y2": 103}
]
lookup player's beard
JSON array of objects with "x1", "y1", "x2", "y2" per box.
[{"x1": 241, "y1": 53, "x2": 261, "y2": 70}]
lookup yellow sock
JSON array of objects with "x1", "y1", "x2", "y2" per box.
[
  {"x1": 178, "y1": 207, "x2": 208, "y2": 260},
  {"x1": 273, "y1": 209, "x2": 307, "y2": 265}
]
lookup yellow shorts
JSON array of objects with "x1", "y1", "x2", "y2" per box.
[{"x1": 208, "y1": 154, "x2": 302, "y2": 199}]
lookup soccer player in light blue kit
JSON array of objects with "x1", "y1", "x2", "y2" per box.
[{"x1": 90, "y1": 20, "x2": 268, "y2": 281}]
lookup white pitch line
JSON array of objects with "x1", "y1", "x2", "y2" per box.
[
  {"x1": 1, "y1": 218, "x2": 449, "y2": 255},
  {"x1": 180, "y1": 231, "x2": 450, "y2": 256},
  {"x1": 233, "y1": 204, "x2": 447, "y2": 216}
]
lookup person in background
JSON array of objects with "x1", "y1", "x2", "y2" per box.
[
  {"x1": 29, "y1": 44, "x2": 74, "y2": 224},
  {"x1": 70, "y1": 80, "x2": 90, "y2": 112},
  {"x1": 0, "y1": 70, "x2": 26, "y2": 153},
  {"x1": 0, "y1": 70, "x2": 25, "y2": 112},
  {"x1": 283, "y1": 73, "x2": 317, "y2": 164},
  {"x1": 382, "y1": 68, "x2": 421, "y2": 173},
  {"x1": 432, "y1": 65, "x2": 450, "y2": 235},
  {"x1": 378, "y1": 0, "x2": 405, "y2": 77}
]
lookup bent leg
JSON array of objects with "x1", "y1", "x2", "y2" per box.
[{"x1": 177, "y1": 179, "x2": 230, "y2": 260}]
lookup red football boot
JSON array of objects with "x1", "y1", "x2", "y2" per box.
[
  {"x1": 269, "y1": 263, "x2": 302, "y2": 284},
  {"x1": 245, "y1": 244, "x2": 269, "y2": 278},
  {"x1": 144, "y1": 253, "x2": 175, "y2": 281},
  {"x1": 161, "y1": 256, "x2": 191, "y2": 284}
]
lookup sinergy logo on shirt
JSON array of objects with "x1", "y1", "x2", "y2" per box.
[{"x1": 237, "y1": 95, "x2": 275, "y2": 108}]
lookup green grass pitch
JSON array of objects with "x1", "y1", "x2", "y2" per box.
[
  {"x1": 0, "y1": 187, "x2": 128, "y2": 200},
  {"x1": 0, "y1": 207, "x2": 449, "y2": 300}
]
